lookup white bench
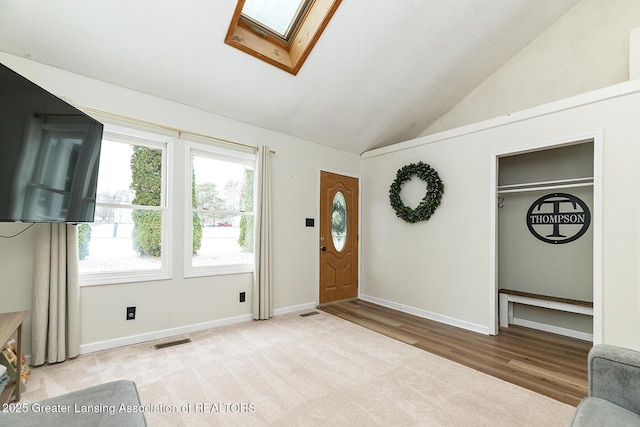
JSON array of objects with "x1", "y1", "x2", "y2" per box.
[{"x1": 499, "y1": 288, "x2": 593, "y2": 328}]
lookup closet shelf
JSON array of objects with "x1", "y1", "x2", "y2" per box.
[{"x1": 497, "y1": 177, "x2": 593, "y2": 194}]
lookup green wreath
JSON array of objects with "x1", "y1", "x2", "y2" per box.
[{"x1": 389, "y1": 161, "x2": 444, "y2": 223}]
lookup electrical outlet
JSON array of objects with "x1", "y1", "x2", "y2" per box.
[
  {"x1": 126, "y1": 306, "x2": 136, "y2": 320},
  {"x1": 239, "y1": 292, "x2": 246, "y2": 303}
]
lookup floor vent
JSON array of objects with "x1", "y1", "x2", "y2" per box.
[
  {"x1": 154, "y1": 338, "x2": 191, "y2": 350},
  {"x1": 299, "y1": 311, "x2": 320, "y2": 317}
]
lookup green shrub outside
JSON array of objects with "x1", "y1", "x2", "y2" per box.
[
  {"x1": 130, "y1": 146, "x2": 203, "y2": 257},
  {"x1": 238, "y1": 167, "x2": 254, "y2": 252},
  {"x1": 78, "y1": 223, "x2": 91, "y2": 260}
]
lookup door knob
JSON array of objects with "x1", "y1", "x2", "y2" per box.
[{"x1": 320, "y1": 246, "x2": 327, "y2": 252}]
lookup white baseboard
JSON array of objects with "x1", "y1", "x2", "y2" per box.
[
  {"x1": 360, "y1": 294, "x2": 490, "y2": 335},
  {"x1": 79, "y1": 302, "x2": 320, "y2": 355},
  {"x1": 273, "y1": 302, "x2": 317, "y2": 316},
  {"x1": 80, "y1": 314, "x2": 253, "y2": 354},
  {"x1": 512, "y1": 317, "x2": 593, "y2": 342},
  {"x1": 78, "y1": 301, "x2": 591, "y2": 356}
]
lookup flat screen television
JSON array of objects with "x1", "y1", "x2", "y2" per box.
[{"x1": 0, "y1": 62, "x2": 103, "y2": 223}]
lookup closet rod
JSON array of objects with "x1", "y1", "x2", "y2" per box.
[
  {"x1": 77, "y1": 105, "x2": 275, "y2": 154},
  {"x1": 497, "y1": 182, "x2": 593, "y2": 195},
  {"x1": 497, "y1": 177, "x2": 593, "y2": 194}
]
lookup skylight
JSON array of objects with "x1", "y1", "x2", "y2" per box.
[
  {"x1": 241, "y1": 0, "x2": 309, "y2": 40},
  {"x1": 225, "y1": 0, "x2": 342, "y2": 75}
]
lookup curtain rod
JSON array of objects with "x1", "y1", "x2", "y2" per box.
[{"x1": 77, "y1": 105, "x2": 275, "y2": 153}]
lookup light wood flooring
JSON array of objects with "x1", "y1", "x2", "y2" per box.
[{"x1": 319, "y1": 299, "x2": 592, "y2": 406}]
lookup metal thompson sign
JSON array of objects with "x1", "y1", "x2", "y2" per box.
[{"x1": 526, "y1": 193, "x2": 591, "y2": 244}]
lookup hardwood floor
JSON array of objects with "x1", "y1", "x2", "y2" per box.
[{"x1": 318, "y1": 299, "x2": 592, "y2": 406}]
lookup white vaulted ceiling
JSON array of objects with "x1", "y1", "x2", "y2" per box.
[{"x1": 0, "y1": 1, "x2": 580, "y2": 154}]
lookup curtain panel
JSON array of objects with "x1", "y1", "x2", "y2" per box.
[
  {"x1": 253, "y1": 145, "x2": 273, "y2": 320},
  {"x1": 32, "y1": 223, "x2": 80, "y2": 366}
]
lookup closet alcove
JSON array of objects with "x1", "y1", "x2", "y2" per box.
[{"x1": 497, "y1": 141, "x2": 594, "y2": 341}]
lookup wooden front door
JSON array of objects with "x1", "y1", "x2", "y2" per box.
[{"x1": 319, "y1": 171, "x2": 359, "y2": 304}]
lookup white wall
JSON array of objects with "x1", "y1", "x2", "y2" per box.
[
  {"x1": 422, "y1": 0, "x2": 640, "y2": 136},
  {"x1": 361, "y1": 81, "x2": 640, "y2": 349},
  {"x1": 0, "y1": 223, "x2": 36, "y2": 354},
  {"x1": 0, "y1": 53, "x2": 360, "y2": 355}
]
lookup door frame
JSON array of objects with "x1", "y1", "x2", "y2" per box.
[
  {"x1": 316, "y1": 167, "x2": 362, "y2": 305},
  {"x1": 489, "y1": 131, "x2": 603, "y2": 342}
]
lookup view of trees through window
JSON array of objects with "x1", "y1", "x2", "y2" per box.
[
  {"x1": 79, "y1": 138, "x2": 166, "y2": 275},
  {"x1": 190, "y1": 153, "x2": 255, "y2": 269},
  {"x1": 78, "y1": 133, "x2": 256, "y2": 281}
]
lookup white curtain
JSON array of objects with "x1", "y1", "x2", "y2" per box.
[
  {"x1": 32, "y1": 223, "x2": 80, "y2": 366},
  {"x1": 253, "y1": 145, "x2": 273, "y2": 320}
]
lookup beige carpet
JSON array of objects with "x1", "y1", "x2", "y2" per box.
[{"x1": 22, "y1": 310, "x2": 575, "y2": 426}]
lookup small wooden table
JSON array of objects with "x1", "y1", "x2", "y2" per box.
[{"x1": 0, "y1": 311, "x2": 28, "y2": 403}]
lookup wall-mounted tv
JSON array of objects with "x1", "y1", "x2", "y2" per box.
[{"x1": 0, "y1": 62, "x2": 103, "y2": 223}]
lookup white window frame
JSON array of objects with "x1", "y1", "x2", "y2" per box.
[
  {"x1": 79, "y1": 124, "x2": 174, "y2": 286},
  {"x1": 184, "y1": 140, "x2": 256, "y2": 278}
]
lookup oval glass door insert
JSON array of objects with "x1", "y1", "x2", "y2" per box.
[{"x1": 331, "y1": 191, "x2": 347, "y2": 251}]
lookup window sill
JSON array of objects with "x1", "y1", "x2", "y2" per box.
[
  {"x1": 79, "y1": 270, "x2": 172, "y2": 287},
  {"x1": 184, "y1": 264, "x2": 254, "y2": 279}
]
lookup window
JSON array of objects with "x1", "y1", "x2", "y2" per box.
[
  {"x1": 77, "y1": 122, "x2": 256, "y2": 285},
  {"x1": 242, "y1": 0, "x2": 311, "y2": 41},
  {"x1": 78, "y1": 126, "x2": 173, "y2": 285},
  {"x1": 185, "y1": 141, "x2": 255, "y2": 276},
  {"x1": 225, "y1": 0, "x2": 342, "y2": 75}
]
